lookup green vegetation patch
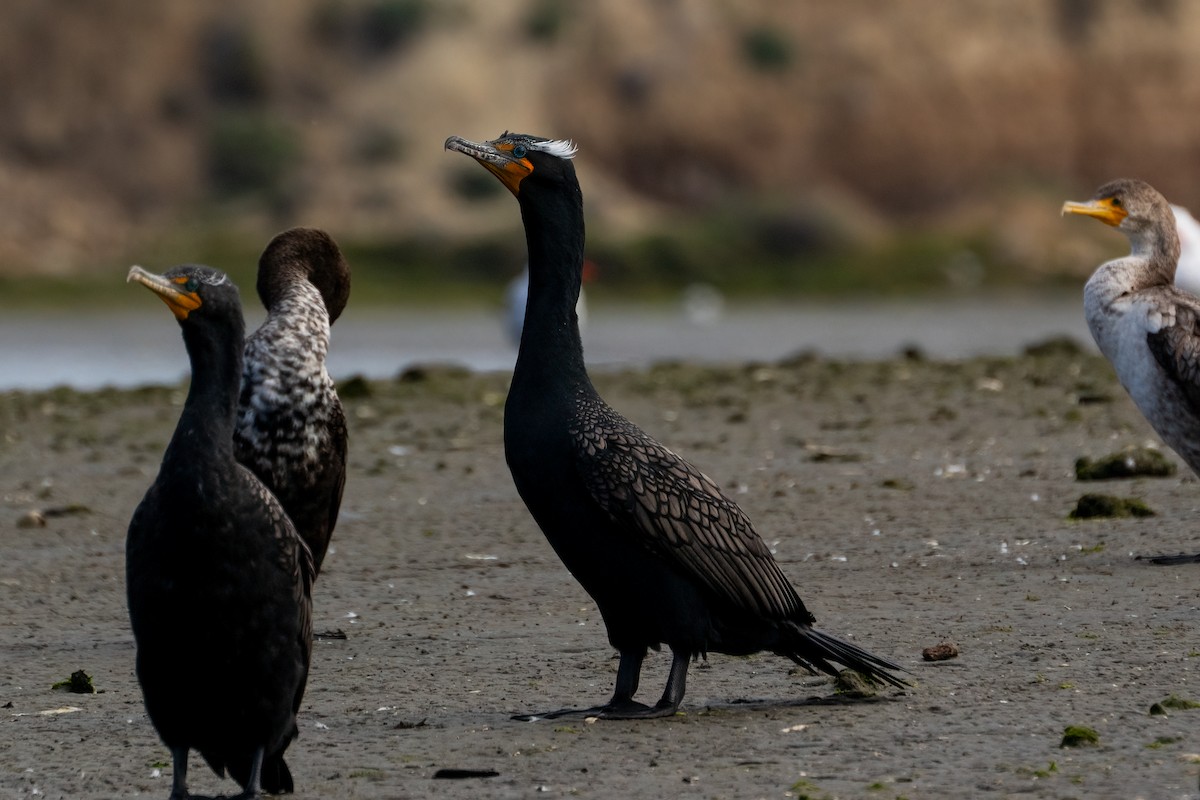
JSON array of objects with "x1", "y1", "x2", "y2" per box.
[
  {"x1": 742, "y1": 27, "x2": 795, "y2": 72},
  {"x1": 1075, "y1": 448, "x2": 1175, "y2": 480},
  {"x1": 52, "y1": 670, "x2": 95, "y2": 694},
  {"x1": 337, "y1": 375, "x2": 372, "y2": 400},
  {"x1": 1157, "y1": 694, "x2": 1200, "y2": 712},
  {"x1": 1060, "y1": 725, "x2": 1099, "y2": 748},
  {"x1": 834, "y1": 669, "x2": 877, "y2": 698},
  {"x1": 206, "y1": 112, "x2": 301, "y2": 202},
  {"x1": 788, "y1": 778, "x2": 832, "y2": 800},
  {"x1": 1146, "y1": 736, "x2": 1180, "y2": 749},
  {"x1": 1068, "y1": 494, "x2": 1155, "y2": 520}
]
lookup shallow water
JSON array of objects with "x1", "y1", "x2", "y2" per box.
[{"x1": 0, "y1": 296, "x2": 1091, "y2": 391}]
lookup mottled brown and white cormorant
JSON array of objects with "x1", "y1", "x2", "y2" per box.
[
  {"x1": 446, "y1": 132, "x2": 906, "y2": 719},
  {"x1": 234, "y1": 228, "x2": 350, "y2": 576},
  {"x1": 126, "y1": 264, "x2": 314, "y2": 797},
  {"x1": 1064, "y1": 178, "x2": 1200, "y2": 564}
]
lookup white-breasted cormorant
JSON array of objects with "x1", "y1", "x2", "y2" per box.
[
  {"x1": 234, "y1": 228, "x2": 350, "y2": 576},
  {"x1": 126, "y1": 264, "x2": 314, "y2": 796},
  {"x1": 1064, "y1": 178, "x2": 1200, "y2": 564},
  {"x1": 446, "y1": 132, "x2": 906, "y2": 719}
]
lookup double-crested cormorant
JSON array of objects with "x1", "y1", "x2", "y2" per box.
[
  {"x1": 126, "y1": 264, "x2": 314, "y2": 797},
  {"x1": 446, "y1": 132, "x2": 906, "y2": 718},
  {"x1": 234, "y1": 228, "x2": 350, "y2": 576},
  {"x1": 1064, "y1": 178, "x2": 1200, "y2": 564}
]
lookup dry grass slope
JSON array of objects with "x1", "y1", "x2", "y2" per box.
[{"x1": 3, "y1": 0, "x2": 1200, "y2": 278}]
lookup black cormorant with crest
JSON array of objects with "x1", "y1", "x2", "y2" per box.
[
  {"x1": 1064, "y1": 178, "x2": 1200, "y2": 564},
  {"x1": 126, "y1": 264, "x2": 313, "y2": 797},
  {"x1": 445, "y1": 131, "x2": 906, "y2": 719},
  {"x1": 234, "y1": 227, "x2": 350, "y2": 576}
]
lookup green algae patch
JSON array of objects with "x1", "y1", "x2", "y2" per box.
[
  {"x1": 1069, "y1": 494, "x2": 1155, "y2": 519},
  {"x1": 834, "y1": 669, "x2": 877, "y2": 698},
  {"x1": 1060, "y1": 725, "x2": 1099, "y2": 748},
  {"x1": 52, "y1": 670, "x2": 94, "y2": 694},
  {"x1": 1146, "y1": 736, "x2": 1180, "y2": 749},
  {"x1": 1023, "y1": 336, "x2": 1086, "y2": 357},
  {"x1": 788, "y1": 778, "x2": 832, "y2": 800},
  {"x1": 1154, "y1": 695, "x2": 1200, "y2": 713},
  {"x1": 337, "y1": 374, "x2": 372, "y2": 399},
  {"x1": 1075, "y1": 448, "x2": 1175, "y2": 480}
]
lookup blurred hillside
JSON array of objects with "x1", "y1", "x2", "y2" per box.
[{"x1": 3, "y1": 0, "x2": 1199, "y2": 296}]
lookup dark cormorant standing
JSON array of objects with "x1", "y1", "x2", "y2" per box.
[
  {"x1": 126, "y1": 264, "x2": 313, "y2": 796},
  {"x1": 1064, "y1": 179, "x2": 1200, "y2": 564},
  {"x1": 446, "y1": 132, "x2": 906, "y2": 719},
  {"x1": 234, "y1": 228, "x2": 350, "y2": 576}
]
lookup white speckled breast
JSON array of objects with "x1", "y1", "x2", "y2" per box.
[{"x1": 235, "y1": 281, "x2": 337, "y2": 490}]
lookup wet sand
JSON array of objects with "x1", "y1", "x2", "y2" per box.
[{"x1": 2, "y1": 348, "x2": 1198, "y2": 799}]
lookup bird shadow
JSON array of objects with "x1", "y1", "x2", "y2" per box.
[{"x1": 712, "y1": 691, "x2": 909, "y2": 712}]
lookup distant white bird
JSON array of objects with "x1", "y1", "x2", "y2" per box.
[
  {"x1": 680, "y1": 283, "x2": 725, "y2": 327},
  {"x1": 1171, "y1": 204, "x2": 1200, "y2": 294},
  {"x1": 506, "y1": 260, "x2": 594, "y2": 346}
]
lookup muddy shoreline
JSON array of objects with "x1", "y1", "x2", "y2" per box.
[{"x1": 2, "y1": 349, "x2": 1198, "y2": 799}]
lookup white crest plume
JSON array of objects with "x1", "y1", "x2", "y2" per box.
[{"x1": 531, "y1": 138, "x2": 578, "y2": 160}]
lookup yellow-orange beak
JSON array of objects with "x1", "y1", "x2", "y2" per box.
[
  {"x1": 445, "y1": 135, "x2": 533, "y2": 197},
  {"x1": 127, "y1": 265, "x2": 202, "y2": 320},
  {"x1": 1061, "y1": 197, "x2": 1128, "y2": 227}
]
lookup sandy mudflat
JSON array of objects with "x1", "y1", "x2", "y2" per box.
[{"x1": 1, "y1": 347, "x2": 1198, "y2": 799}]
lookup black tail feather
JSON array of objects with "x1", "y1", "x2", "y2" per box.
[{"x1": 786, "y1": 625, "x2": 909, "y2": 689}]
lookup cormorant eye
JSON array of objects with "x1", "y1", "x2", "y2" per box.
[
  {"x1": 1111, "y1": 197, "x2": 1122, "y2": 208},
  {"x1": 512, "y1": 144, "x2": 528, "y2": 159},
  {"x1": 184, "y1": 278, "x2": 200, "y2": 293}
]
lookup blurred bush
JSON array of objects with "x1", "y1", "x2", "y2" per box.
[
  {"x1": 199, "y1": 19, "x2": 269, "y2": 105},
  {"x1": 741, "y1": 27, "x2": 793, "y2": 73},
  {"x1": 448, "y1": 167, "x2": 506, "y2": 202},
  {"x1": 525, "y1": 0, "x2": 570, "y2": 43},
  {"x1": 206, "y1": 112, "x2": 301, "y2": 200},
  {"x1": 311, "y1": 0, "x2": 430, "y2": 58}
]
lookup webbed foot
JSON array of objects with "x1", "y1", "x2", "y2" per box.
[{"x1": 513, "y1": 698, "x2": 676, "y2": 721}]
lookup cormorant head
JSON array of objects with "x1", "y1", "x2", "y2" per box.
[
  {"x1": 1062, "y1": 178, "x2": 1172, "y2": 237},
  {"x1": 257, "y1": 227, "x2": 351, "y2": 323},
  {"x1": 444, "y1": 132, "x2": 578, "y2": 199},
  {"x1": 127, "y1": 264, "x2": 240, "y2": 324}
]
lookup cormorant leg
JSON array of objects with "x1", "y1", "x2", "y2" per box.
[
  {"x1": 229, "y1": 747, "x2": 264, "y2": 800},
  {"x1": 595, "y1": 648, "x2": 659, "y2": 717},
  {"x1": 609, "y1": 647, "x2": 643, "y2": 704},
  {"x1": 654, "y1": 649, "x2": 690, "y2": 712},
  {"x1": 512, "y1": 648, "x2": 653, "y2": 721},
  {"x1": 168, "y1": 747, "x2": 189, "y2": 800},
  {"x1": 600, "y1": 648, "x2": 689, "y2": 719}
]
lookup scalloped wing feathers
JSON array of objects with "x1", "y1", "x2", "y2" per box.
[
  {"x1": 570, "y1": 397, "x2": 812, "y2": 623},
  {"x1": 1146, "y1": 297, "x2": 1200, "y2": 415}
]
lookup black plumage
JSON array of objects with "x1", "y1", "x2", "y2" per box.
[
  {"x1": 446, "y1": 132, "x2": 906, "y2": 719},
  {"x1": 126, "y1": 264, "x2": 313, "y2": 797},
  {"x1": 234, "y1": 228, "x2": 350, "y2": 576}
]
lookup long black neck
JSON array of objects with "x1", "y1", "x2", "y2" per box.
[
  {"x1": 513, "y1": 179, "x2": 590, "y2": 395},
  {"x1": 164, "y1": 314, "x2": 245, "y2": 472}
]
